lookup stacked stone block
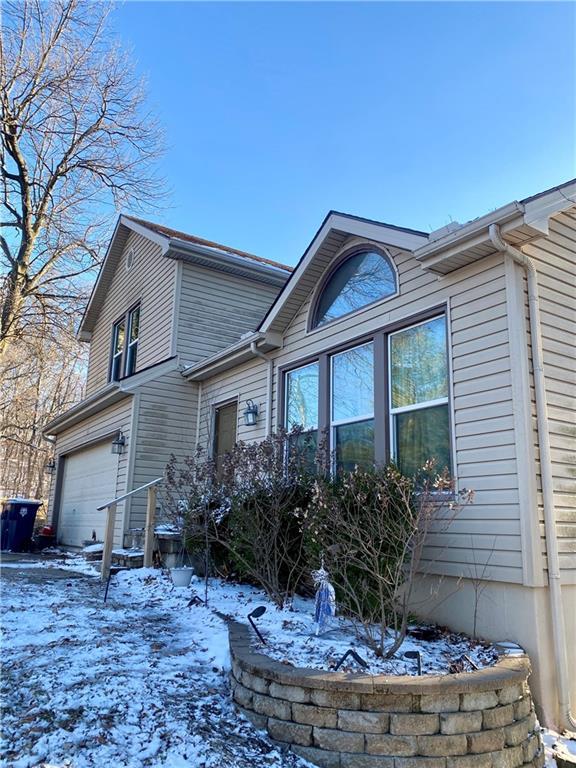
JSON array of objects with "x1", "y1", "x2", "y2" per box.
[{"x1": 228, "y1": 621, "x2": 544, "y2": 768}]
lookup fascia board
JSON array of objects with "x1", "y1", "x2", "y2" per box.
[
  {"x1": 77, "y1": 215, "x2": 170, "y2": 338},
  {"x1": 328, "y1": 213, "x2": 429, "y2": 251},
  {"x1": 77, "y1": 216, "x2": 123, "y2": 337},
  {"x1": 168, "y1": 240, "x2": 290, "y2": 286},
  {"x1": 258, "y1": 218, "x2": 334, "y2": 333},
  {"x1": 181, "y1": 331, "x2": 282, "y2": 381},
  {"x1": 182, "y1": 333, "x2": 263, "y2": 379},
  {"x1": 121, "y1": 215, "x2": 171, "y2": 253},
  {"x1": 118, "y1": 356, "x2": 180, "y2": 391},
  {"x1": 523, "y1": 182, "x2": 576, "y2": 234},
  {"x1": 43, "y1": 384, "x2": 128, "y2": 435}
]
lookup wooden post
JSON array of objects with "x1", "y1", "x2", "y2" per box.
[
  {"x1": 143, "y1": 484, "x2": 157, "y2": 568},
  {"x1": 101, "y1": 502, "x2": 117, "y2": 580}
]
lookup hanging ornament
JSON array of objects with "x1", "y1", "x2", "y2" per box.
[{"x1": 312, "y1": 558, "x2": 336, "y2": 636}]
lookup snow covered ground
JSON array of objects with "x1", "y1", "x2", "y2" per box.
[
  {"x1": 1, "y1": 556, "x2": 574, "y2": 768},
  {"x1": 1, "y1": 558, "x2": 306, "y2": 768}
]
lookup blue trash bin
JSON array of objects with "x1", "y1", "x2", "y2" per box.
[{"x1": 1, "y1": 499, "x2": 43, "y2": 552}]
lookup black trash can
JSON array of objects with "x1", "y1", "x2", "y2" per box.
[{"x1": 0, "y1": 498, "x2": 43, "y2": 552}]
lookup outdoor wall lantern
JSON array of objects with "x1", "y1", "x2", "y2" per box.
[
  {"x1": 44, "y1": 457, "x2": 56, "y2": 475},
  {"x1": 243, "y1": 399, "x2": 259, "y2": 427},
  {"x1": 111, "y1": 431, "x2": 126, "y2": 455}
]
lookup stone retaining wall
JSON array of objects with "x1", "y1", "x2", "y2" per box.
[{"x1": 228, "y1": 621, "x2": 544, "y2": 768}]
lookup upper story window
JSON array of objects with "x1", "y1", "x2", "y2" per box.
[
  {"x1": 110, "y1": 320, "x2": 125, "y2": 382},
  {"x1": 126, "y1": 305, "x2": 140, "y2": 376},
  {"x1": 109, "y1": 304, "x2": 140, "y2": 382},
  {"x1": 312, "y1": 250, "x2": 397, "y2": 329}
]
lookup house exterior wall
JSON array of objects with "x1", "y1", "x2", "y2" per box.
[
  {"x1": 195, "y1": 225, "x2": 575, "y2": 727},
  {"x1": 127, "y1": 368, "x2": 199, "y2": 536},
  {"x1": 197, "y1": 357, "x2": 269, "y2": 451},
  {"x1": 175, "y1": 261, "x2": 280, "y2": 367},
  {"x1": 202, "y1": 240, "x2": 525, "y2": 585},
  {"x1": 523, "y1": 210, "x2": 576, "y2": 584},
  {"x1": 278, "y1": 246, "x2": 525, "y2": 584},
  {"x1": 85, "y1": 231, "x2": 177, "y2": 396},
  {"x1": 47, "y1": 396, "x2": 134, "y2": 546}
]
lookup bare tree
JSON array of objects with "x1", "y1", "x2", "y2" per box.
[
  {"x1": 0, "y1": 323, "x2": 86, "y2": 502},
  {"x1": 0, "y1": 0, "x2": 165, "y2": 358}
]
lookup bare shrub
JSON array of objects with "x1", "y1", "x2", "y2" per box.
[
  {"x1": 161, "y1": 429, "x2": 317, "y2": 608},
  {"x1": 309, "y1": 463, "x2": 473, "y2": 658}
]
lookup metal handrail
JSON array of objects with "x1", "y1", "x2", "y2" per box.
[
  {"x1": 96, "y1": 477, "x2": 163, "y2": 511},
  {"x1": 99, "y1": 476, "x2": 164, "y2": 580}
]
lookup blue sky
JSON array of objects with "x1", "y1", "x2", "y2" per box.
[{"x1": 112, "y1": 1, "x2": 575, "y2": 266}]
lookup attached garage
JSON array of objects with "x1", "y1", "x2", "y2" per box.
[{"x1": 58, "y1": 441, "x2": 119, "y2": 547}]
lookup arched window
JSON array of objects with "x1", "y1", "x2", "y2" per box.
[{"x1": 312, "y1": 250, "x2": 396, "y2": 328}]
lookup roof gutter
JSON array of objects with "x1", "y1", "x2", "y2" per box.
[
  {"x1": 489, "y1": 224, "x2": 575, "y2": 732},
  {"x1": 43, "y1": 383, "x2": 127, "y2": 435},
  {"x1": 168, "y1": 239, "x2": 290, "y2": 286}
]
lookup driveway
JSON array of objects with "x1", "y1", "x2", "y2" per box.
[{"x1": 0, "y1": 558, "x2": 305, "y2": 768}]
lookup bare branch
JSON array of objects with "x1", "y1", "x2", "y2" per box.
[{"x1": 0, "y1": 0, "x2": 166, "y2": 360}]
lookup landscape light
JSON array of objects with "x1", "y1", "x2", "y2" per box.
[{"x1": 248, "y1": 605, "x2": 267, "y2": 645}]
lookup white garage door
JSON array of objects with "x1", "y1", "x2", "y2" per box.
[{"x1": 59, "y1": 442, "x2": 119, "y2": 547}]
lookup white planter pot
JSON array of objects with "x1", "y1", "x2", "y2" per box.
[{"x1": 171, "y1": 567, "x2": 194, "y2": 587}]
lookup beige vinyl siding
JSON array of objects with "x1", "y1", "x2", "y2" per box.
[
  {"x1": 48, "y1": 397, "x2": 134, "y2": 546},
  {"x1": 523, "y1": 209, "x2": 576, "y2": 583},
  {"x1": 176, "y1": 263, "x2": 279, "y2": 366},
  {"x1": 85, "y1": 231, "x2": 177, "y2": 396},
  {"x1": 197, "y1": 358, "x2": 269, "y2": 450},
  {"x1": 267, "y1": 244, "x2": 523, "y2": 584},
  {"x1": 127, "y1": 369, "x2": 199, "y2": 534}
]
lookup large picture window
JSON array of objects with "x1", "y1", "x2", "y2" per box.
[
  {"x1": 283, "y1": 312, "x2": 452, "y2": 478},
  {"x1": 331, "y1": 342, "x2": 374, "y2": 472},
  {"x1": 312, "y1": 250, "x2": 396, "y2": 328},
  {"x1": 285, "y1": 361, "x2": 319, "y2": 467},
  {"x1": 389, "y1": 316, "x2": 451, "y2": 477}
]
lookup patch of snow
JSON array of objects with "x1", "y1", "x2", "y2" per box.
[
  {"x1": 192, "y1": 579, "x2": 498, "y2": 676},
  {"x1": 154, "y1": 523, "x2": 181, "y2": 534},
  {"x1": 542, "y1": 729, "x2": 576, "y2": 768},
  {"x1": 82, "y1": 543, "x2": 104, "y2": 553}
]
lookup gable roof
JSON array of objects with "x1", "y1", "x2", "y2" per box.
[
  {"x1": 257, "y1": 210, "x2": 429, "y2": 335},
  {"x1": 124, "y1": 216, "x2": 293, "y2": 273},
  {"x1": 78, "y1": 215, "x2": 292, "y2": 340}
]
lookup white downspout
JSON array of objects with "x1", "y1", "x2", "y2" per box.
[
  {"x1": 489, "y1": 223, "x2": 575, "y2": 731},
  {"x1": 250, "y1": 341, "x2": 274, "y2": 437}
]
